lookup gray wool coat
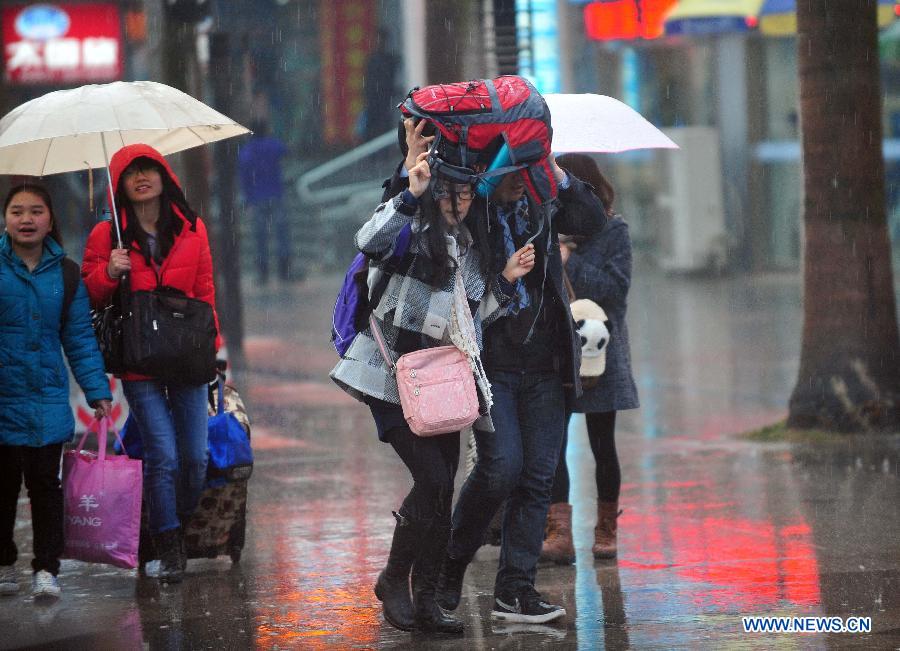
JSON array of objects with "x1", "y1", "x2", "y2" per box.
[
  {"x1": 565, "y1": 215, "x2": 639, "y2": 413},
  {"x1": 330, "y1": 195, "x2": 511, "y2": 407}
]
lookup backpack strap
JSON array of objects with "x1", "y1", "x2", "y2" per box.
[
  {"x1": 60, "y1": 256, "x2": 81, "y2": 333},
  {"x1": 368, "y1": 223, "x2": 412, "y2": 314}
]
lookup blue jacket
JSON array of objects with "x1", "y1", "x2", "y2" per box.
[
  {"x1": 0, "y1": 234, "x2": 111, "y2": 447},
  {"x1": 237, "y1": 136, "x2": 287, "y2": 204}
]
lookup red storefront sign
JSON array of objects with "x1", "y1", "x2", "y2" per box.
[
  {"x1": 319, "y1": 0, "x2": 375, "y2": 146},
  {"x1": 583, "y1": 0, "x2": 678, "y2": 40},
  {"x1": 3, "y1": 3, "x2": 122, "y2": 85}
]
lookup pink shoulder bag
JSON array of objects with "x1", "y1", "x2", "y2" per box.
[{"x1": 369, "y1": 314, "x2": 480, "y2": 436}]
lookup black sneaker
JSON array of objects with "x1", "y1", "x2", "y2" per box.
[{"x1": 491, "y1": 587, "x2": 566, "y2": 624}]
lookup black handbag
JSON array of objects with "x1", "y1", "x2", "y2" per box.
[
  {"x1": 122, "y1": 284, "x2": 218, "y2": 385},
  {"x1": 91, "y1": 278, "x2": 128, "y2": 375}
]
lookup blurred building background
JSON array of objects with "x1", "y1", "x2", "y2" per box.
[{"x1": 2, "y1": 0, "x2": 900, "y2": 275}]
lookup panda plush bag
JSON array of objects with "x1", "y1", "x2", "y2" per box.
[{"x1": 563, "y1": 273, "x2": 611, "y2": 389}]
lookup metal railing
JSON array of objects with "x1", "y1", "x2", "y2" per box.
[{"x1": 295, "y1": 130, "x2": 397, "y2": 206}]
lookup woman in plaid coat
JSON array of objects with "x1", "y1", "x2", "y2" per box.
[{"x1": 331, "y1": 152, "x2": 534, "y2": 635}]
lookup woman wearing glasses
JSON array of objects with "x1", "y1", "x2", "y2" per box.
[{"x1": 331, "y1": 151, "x2": 534, "y2": 635}]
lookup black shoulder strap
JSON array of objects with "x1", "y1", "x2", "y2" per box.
[{"x1": 60, "y1": 257, "x2": 81, "y2": 333}]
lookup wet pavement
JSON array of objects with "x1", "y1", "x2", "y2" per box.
[{"x1": 3, "y1": 257, "x2": 900, "y2": 650}]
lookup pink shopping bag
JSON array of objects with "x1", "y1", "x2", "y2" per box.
[{"x1": 62, "y1": 416, "x2": 142, "y2": 569}]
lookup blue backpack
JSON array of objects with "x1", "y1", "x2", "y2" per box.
[{"x1": 331, "y1": 224, "x2": 412, "y2": 357}]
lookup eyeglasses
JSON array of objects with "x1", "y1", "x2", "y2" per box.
[
  {"x1": 432, "y1": 183, "x2": 475, "y2": 201},
  {"x1": 122, "y1": 163, "x2": 159, "y2": 178}
]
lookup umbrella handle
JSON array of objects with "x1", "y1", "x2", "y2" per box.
[{"x1": 100, "y1": 133, "x2": 123, "y2": 248}]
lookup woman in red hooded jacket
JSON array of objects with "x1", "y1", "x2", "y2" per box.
[{"x1": 82, "y1": 144, "x2": 219, "y2": 584}]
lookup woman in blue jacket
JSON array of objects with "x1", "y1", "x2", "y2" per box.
[{"x1": 0, "y1": 184, "x2": 112, "y2": 599}]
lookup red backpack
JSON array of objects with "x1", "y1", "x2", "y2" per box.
[{"x1": 400, "y1": 75, "x2": 557, "y2": 206}]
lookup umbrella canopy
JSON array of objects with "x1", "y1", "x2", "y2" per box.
[
  {"x1": 759, "y1": 0, "x2": 896, "y2": 36},
  {"x1": 0, "y1": 80, "x2": 249, "y2": 176},
  {"x1": 543, "y1": 94, "x2": 678, "y2": 154}
]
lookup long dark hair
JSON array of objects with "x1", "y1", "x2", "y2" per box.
[
  {"x1": 555, "y1": 153, "x2": 615, "y2": 215},
  {"x1": 3, "y1": 183, "x2": 63, "y2": 247},
  {"x1": 417, "y1": 191, "x2": 495, "y2": 289},
  {"x1": 114, "y1": 157, "x2": 200, "y2": 264}
]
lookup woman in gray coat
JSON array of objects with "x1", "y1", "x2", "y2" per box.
[
  {"x1": 331, "y1": 152, "x2": 533, "y2": 635},
  {"x1": 540, "y1": 155, "x2": 639, "y2": 564}
]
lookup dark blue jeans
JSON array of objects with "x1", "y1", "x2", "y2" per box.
[
  {"x1": 122, "y1": 380, "x2": 208, "y2": 535},
  {"x1": 448, "y1": 370, "x2": 566, "y2": 595},
  {"x1": 247, "y1": 197, "x2": 290, "y2": 280}
]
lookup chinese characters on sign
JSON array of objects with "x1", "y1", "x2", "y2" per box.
[
  {"x1": 319, "y1": 0, "x2": 375, "y2": 146},
  {"x1": 3, "y1": 3, "x2": 122, "y2": 85}
]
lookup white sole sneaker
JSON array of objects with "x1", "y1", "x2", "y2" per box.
[
  {"x1": 490, "y1": 596, "x2": 566, "y2": 624},
  {"x1": 491, "y1": 608, "x2": 566, "y2": 624},
  {"x1": 32, "y1": 571, "x2": 60, "y2": 599},
  {"x1": 0, "y1": 566, "x2": 18, "y2": 596}
]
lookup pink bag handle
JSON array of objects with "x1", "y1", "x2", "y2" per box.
[
  {"x1": 369, "y1": 313, "x2": 397, "y2": 375},
  {"x1": 74, "y1": 416, "x2": 127, "y2": 462}
]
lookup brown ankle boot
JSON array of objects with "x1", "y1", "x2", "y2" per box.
[
  {"x1": 540, "y1": 503, "x2": 575, "y2": 565},
  {"x1": 593, "y1": 502, "x2": 622, "y2": 559}
]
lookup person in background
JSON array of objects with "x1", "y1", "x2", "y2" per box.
[
  {"x1": 362, "y1": 28, "x2": 400, "y2": 141},
  {"x1": 541, "y1": 154, "x2": 638, "y2": 564},
  {"x1": 0, "y1": 184, "x2": 113, "y2": 599},
  {"x1": 82, "y1": 144, "x2": 220, "y2": 584},
  {"x1": 238, "y1": 120, "x2": 292, "y2": 283}
]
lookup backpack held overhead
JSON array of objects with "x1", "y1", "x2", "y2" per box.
[{"x1": 400, "y1": 75, "x2": 557, "y2": 206}]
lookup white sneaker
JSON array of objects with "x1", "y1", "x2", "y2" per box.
[
  {"x1": 0, "y1": 565, "x2": 18, "y2": 595},
  {"x1": 143, "y1": 560, "x2": 161, "y2": 578},
  {"x1": 32, "y1": 570, "x2": 60, "y2": 599}
]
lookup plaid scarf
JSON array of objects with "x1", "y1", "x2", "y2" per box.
[{"x1": 498, "y1": 198, "x2": 531, "y2": 313}]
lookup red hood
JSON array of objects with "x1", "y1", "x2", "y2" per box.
[
  {"x1": 109, "y1": 143, "x2": 181, "y2": 193},
  {"x1": 107, "y1": 144, "x2": 187, "y2": 229}
]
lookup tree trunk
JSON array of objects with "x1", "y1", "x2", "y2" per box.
[
  {"x1": 209, "y1": 33, "x2": 246, "y2": 373},
  {"x1": 788, "y1": 0, "x2": 900, "y2": 431},
  {"x1": 425, "y1": 0, "x2": 473, "y2": 83}
]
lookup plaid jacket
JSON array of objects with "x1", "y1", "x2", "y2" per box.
[{"x1": 330, "y1": 195, "x2": 512, "y2": 405}]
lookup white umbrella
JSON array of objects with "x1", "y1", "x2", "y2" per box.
[
  {"x1": 544, "y1": 93, "x2": 678, "y2": 153},
  {"x1": 0, "y1": 80, "x2": 249, "y2": 243},
  {"x1": 0, "y1": 80, "x2": 248, "y2": 175}
]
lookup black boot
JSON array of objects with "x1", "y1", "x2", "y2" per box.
[
  {"x1": 373, "y1": 511, "x2": 417, "y2": 631},
  {"x1": 153, "y1": 528, "x2": 184, "y2": 584},
  {"x1": 178, "y1": 528, "x2": 188, "y2": 573},
  {"x1": 434, "y1": 551, "x2": 471, "y2": 612},
  {"x1": 412, "y1": 522, "x2": 464, "y2": 635}
]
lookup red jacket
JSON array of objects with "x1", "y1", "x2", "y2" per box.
[{"x1": 82, "y1": 144, "x2": 221, "y2": 380}]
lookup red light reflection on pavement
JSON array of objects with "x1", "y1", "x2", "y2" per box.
[
  {"x1": 252, "y1": 499, "x2": 383, "y2": 648},
  {"x1": 251, "y1": 449, "x2": 391, "y2": 648},
  {"x1": 621, "y1": 510, "x2": 820, "y2": 610}
]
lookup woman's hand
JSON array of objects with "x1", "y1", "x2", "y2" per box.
[
  {"x1": 107, "y1": 248, "x2": 131, "y2": 279},
  {"x1": 408, "y1": 152, "x2": 431, "y2": 198},
  {"x1": 93, "y1": 399, "x2": 113, "y2": 420},
  {"x1": 502, "y1": 243, "x2": 535, "y2": 282},
  {"x1": 404, "y1": 118, "x2": 436, "y2": 172},
  {"x1": 548, "y1": 154, "x2": 567, "y2": 184}
]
